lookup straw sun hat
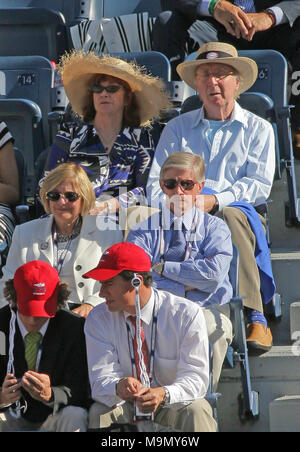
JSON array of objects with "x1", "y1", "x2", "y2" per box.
[
  {"x1": 58, "y1": 50, "x2": 171, "y2": 126},
  {"x1": 177, "y1": 42, "x2": 258, "y2": 96}
]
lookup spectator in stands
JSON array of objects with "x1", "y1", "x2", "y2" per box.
[
  {"x1": 0, "y1": 162, "x2": 122, "y2": 317},
  {"x1": 126, "y1": 152, "x2": 233, "y2": 390},
  {"x1": 84, "y1": 242, "x2": 217, "y2": 432},
  {"x1": 152, "y1": 0, "x2": 300, "y2": 155},
  {"x1": 146, "y1": 42, "x2": 276, "y2": 353},
  {"x1": 40, "y1": 50, "x2": 170, "y2": 215},
  {"x1": 0, "y1": 121, "x2": 19, "y2": 249},
  {"x1": 0, "y1": 260, "x2": 89, "y2": 431}
]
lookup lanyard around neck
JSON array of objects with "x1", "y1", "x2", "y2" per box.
[{"x1": 126, "y1": 291, "x2": 159, "y2": 385}]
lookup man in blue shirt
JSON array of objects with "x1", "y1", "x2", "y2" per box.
[{"x1": 127, "y1": 152, "x2": 233, "y2": 390}]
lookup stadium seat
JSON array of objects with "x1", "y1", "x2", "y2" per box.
[
  {"x1": 101, "y1": 0, "x2": 161, "y2": 18},
  {"x1": 228, "y1": 245, "x2": 260, "y2": 420},
  {"x1": 0, "y1": 98, "x2": 43, "y2": 198},
  {"x1": 0, "y1": 0, "x2": 102, "y2": 23},
  {"x1": 110, "y1": 51, "x2": 185, "y2": 104},
  {"x1": 0, "y1": 7, "x2": 69, "y2": 63},
  {"x1": 0, "y1": 55, "x2": 67, "y2": 152}
]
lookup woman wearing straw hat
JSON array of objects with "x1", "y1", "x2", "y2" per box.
[{"x1": 40, "y1": 51, "x2": 170, "y2": 215}]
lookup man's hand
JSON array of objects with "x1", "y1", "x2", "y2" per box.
[
  {"x1": 196, "y1": 194, "x2": 216, "y2": 212},
  {"x1": 72, "y1": 303, "x2": 94, "y2": 318},
  {"x1": 244, "y1": 12, "x2": 274, "y2": 41},
  {"x1": 21, "y1": 371, "x2": 52, "y2": 403},
  {"x1": 116, "y1": 377, "x2": 143, "y2": 401},
  {"x1": 134, "y1": 386, "x2": 166, "y2": 414},
  {"x1": 0, "y1": 373, "x2": 22, "y2": 407},
  {"x1": 214, "y1": 0, "x2": 253, "y2": 39}
]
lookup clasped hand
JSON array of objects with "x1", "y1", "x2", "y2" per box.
[
  {"x1": 116, "y1": 376, "x2": 165, "y2": 413},
  {"x1": 0, "y1": 371, "x2": 52, "y2": 407},
  {"x1": 214, "y1": 0, "x2": 274, "y2": 41}
]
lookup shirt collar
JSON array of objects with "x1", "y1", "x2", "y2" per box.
[
  {"x1": 17, "y1": 312, "x2": 49, "y2": 341},
  {"x1": 124, "y1": 288, "x2": 154, "y2": 327},
  {"x1": 193, "y1": 100, "x2": 247, "y2": 128},
  {"x1": 161, "y1": 200, "x2": 197, "y2": 231}
]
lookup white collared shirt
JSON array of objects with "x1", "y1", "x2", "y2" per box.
[
  {"x1": 84, "y1": 288, "x2": 209, "y2": 408},
  {"x1": 17, "y1": 312, "x2": 49, "y2": 342},
  {"x1": 147, "y1": 101, "x2": 275, "y2": 210}
]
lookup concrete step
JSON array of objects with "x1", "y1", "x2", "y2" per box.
[
  {"x1": 269, "y1": 395, "x2": 300, "y2": 432},
  {"x1": 218, "y1": 346, "x2": 300, "y2": 432}
]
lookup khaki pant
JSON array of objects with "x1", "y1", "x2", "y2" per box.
[
  {"x1": 219, "y1": 206, "x2": 265, "y2": 313},
  {"x1": 202, "y1": 303, "x2": 232, "y2": 392},
  {"x1": 0, "y1": 406, "x2": 88, "y2": 432},
  {"x1": 88, "y1": 398, "x2": 217, "y2": 432}
]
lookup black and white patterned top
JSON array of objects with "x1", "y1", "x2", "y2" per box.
[
  {"x1": 42, "y1": 122, "x2": 155, "y2": 208},
  {"x1": 0, "y1": 121, "x2": 14, "y2": 150}
]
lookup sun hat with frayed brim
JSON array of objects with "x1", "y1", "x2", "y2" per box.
[
  {"x1": 58, "y1": 50, "x2": 171, "y2": 126},
  {"x1": 177, "y1": 42, "x2": 258, "y2": 96}
]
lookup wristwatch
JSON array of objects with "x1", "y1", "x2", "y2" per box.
[
  {"x1": 161, "y1": 386, "x2": 170, "y2": 406},
  {"x1": 265, "y1": 9, "x2": 276, "y2": 27},
  {"x1": 209, "y1": 195, "x2": 219, "y2": 216},
  {"x1": 152, "y1": 261, "x2": 165, "y2": 276}
]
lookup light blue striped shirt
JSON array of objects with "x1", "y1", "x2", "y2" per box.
[
  {"x1": 146, "y1": 101, "x2": 275, "y2": 210},
  {"x1": 126, "y1": 204, "x2": 233, "y2": 307}
]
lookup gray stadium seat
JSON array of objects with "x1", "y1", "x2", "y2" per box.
[
  {"x1": 0, "y1": 98, "x2": 43, "y2": 197},
  {"x1": 102, "y1": 0, "x2": 161, "y2": 18},
  {"x1": 0, "y1": 7, "x2": 69, "y2": 63},
  {"x1": 0, "y1": 0, "x2": 102, "y2": 23},
  {"x1": 0, "y1": 55, "x2": 66, "y2": 151}
]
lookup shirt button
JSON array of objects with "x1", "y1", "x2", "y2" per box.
[
  {"x1": 78, "y1": 282, "x2": 84, "y2": 288},
  {"x1": 75, "y1": 265, "x2": 82, "y2": 271}
]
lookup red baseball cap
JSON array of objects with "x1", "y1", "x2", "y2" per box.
[
  {"x1": 14, "y1": 260, "x2": 59, "y2": 318},
  {"x1": 83, "y1": 242, "x2": 151, "y2": 281}
]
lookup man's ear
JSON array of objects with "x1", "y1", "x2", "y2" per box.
[
  {"x1": 159, "y1": 178, "x2": 165, "y2": 193},
  {"x1": 198, "y1": 180, "x2": 205, "y2": 194}
]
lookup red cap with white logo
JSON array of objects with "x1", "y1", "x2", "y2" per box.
[
  {"x1": 14, "y1": 260, "x2": 59, "y2": 318},
  {"x1": 83, "y1": 242, "x2": 151, "y2": 282}
]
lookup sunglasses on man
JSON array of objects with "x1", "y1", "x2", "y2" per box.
[
  {"x1": 162, "y1": 179, "x2": 197, "y2": 191},
  {"x1": 46, "y1": 191, "x2": 80, "y2": 202}
]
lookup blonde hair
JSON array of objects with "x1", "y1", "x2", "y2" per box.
[
  {"x1": 40, "y1": 162, "x2": 96, "y2": 216},
  {"x1": 160, "y1": 152, "x2": 205, "y2": 183}
]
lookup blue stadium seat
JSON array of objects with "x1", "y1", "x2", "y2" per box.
[
  {"x1": 0, "y1": 55, "x2": 67, "y2": 152},
  {"x1": 0, "y1": 0, "x2": 102, "y2": 24},
  {"x1": 110, "y1": 51, "x2": 185, "y2": 103},
  {"x1": 0, "y1": 98, "x2": 43, "y2": 197},
  {"x1": 0, "y1": 7, "x2": 69, "y2": 63}
]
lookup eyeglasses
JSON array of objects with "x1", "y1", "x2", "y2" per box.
[
  {"x1": 89, "y1": 84, "x2": 122, "y2": 94},
  {"x1": 195, "y1": 69, "x2": 235, "y2": 82},
  {"x1": 46, "y1": 191, "x2": 80, "y2": 202},
  {"x1": 162, "y1": 179, "x2": 197, "y2": 191}
]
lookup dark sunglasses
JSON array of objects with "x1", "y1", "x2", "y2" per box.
[
  {"x1": 89, "y1": 84, "x2": 122, "y2": 94},
  {"x1": 46, "y1": 191, "x2": 80, "y2": 202},
  {"x1": 162, "y1": 179, "x2": 197, "y2": 191}
]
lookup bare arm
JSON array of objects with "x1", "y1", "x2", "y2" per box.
[{"x1": 0, "y1": 141, "x2": 19, "y2": 205}]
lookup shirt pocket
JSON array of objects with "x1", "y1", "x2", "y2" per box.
[{"x1": 154, "y1": 355, "x2": 177, "y2": 386}]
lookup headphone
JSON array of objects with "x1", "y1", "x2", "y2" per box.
[{"x1": 131, "y1": 273, "x2": 142, "y2": 288}]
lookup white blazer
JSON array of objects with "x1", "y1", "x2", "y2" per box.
[{"x1": 0, "y1": 214, "x2": 123, "y2": 308}]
